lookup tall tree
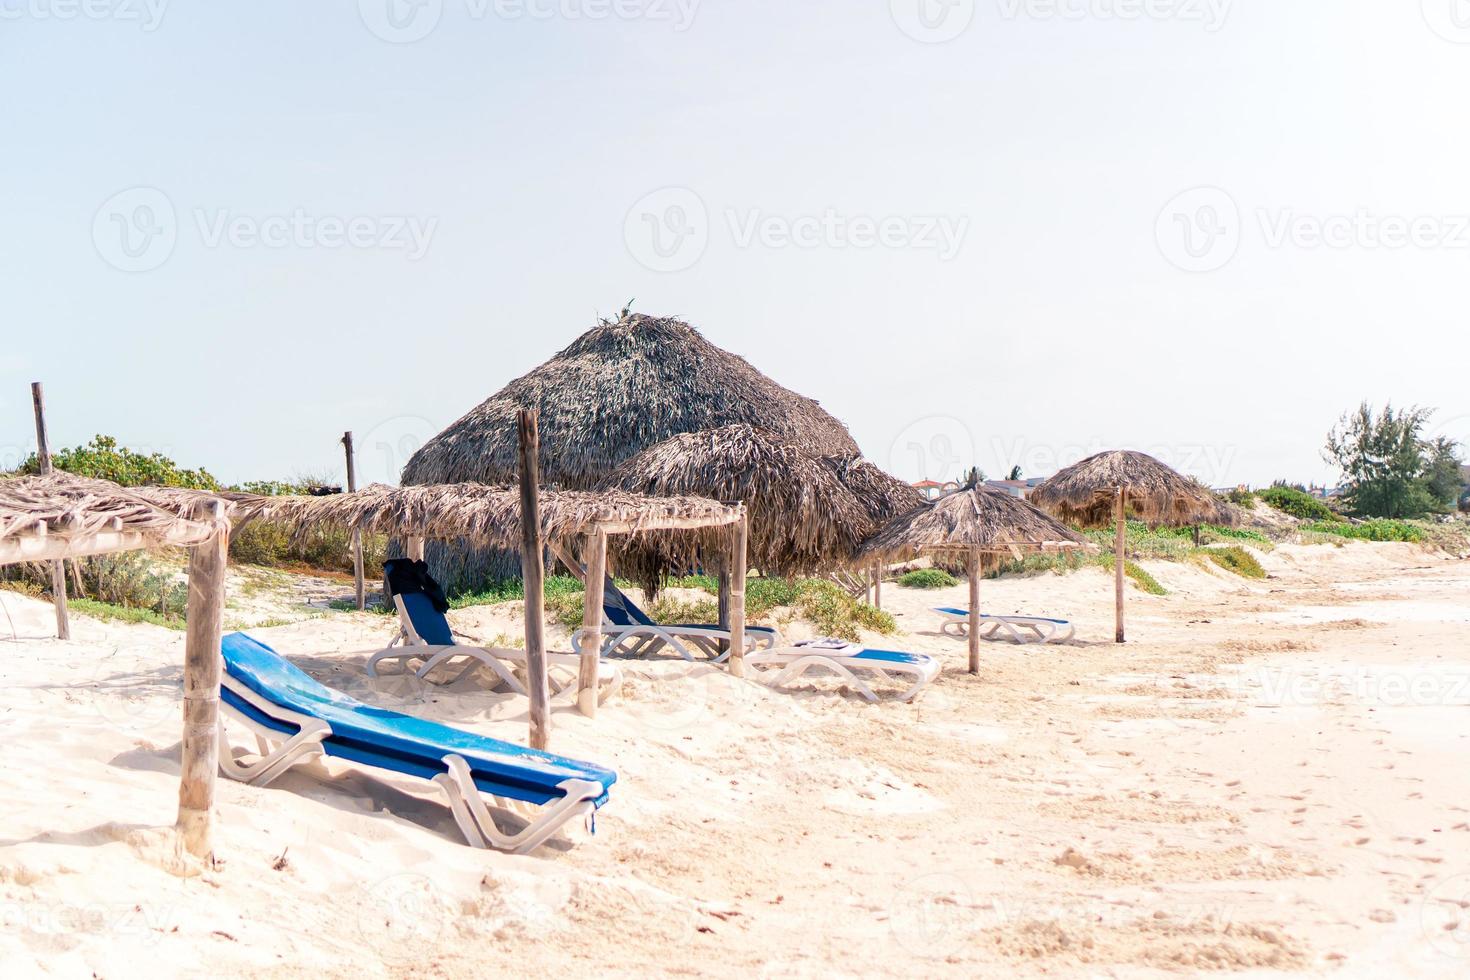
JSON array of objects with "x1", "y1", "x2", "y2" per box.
[
  {"x1": 1423, "y1": 436, "x2": 1465, "y2": 512},
  {"x1": 1323, "y1": 402, "x2": 1436, "y2": 518}
]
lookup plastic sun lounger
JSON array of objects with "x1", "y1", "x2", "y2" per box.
[
  {"x1": 571, "y1": 587, "x2": 780, "y2": 663},
  {"x1": 745, "y1": 644, "x2": 940, "y2": 702},
  {"x1": 370, "y1": 574, "x2": 622, "y2": 703},
  {"x1": 218, "y1": 632, "x2": 616, "y2": 854},
  {"x1": 219, "y1": 632, "x2": 615, "y2": 851},
  {"x1": 933, "y1": 607, "x2": 1075, "y2": 644}
]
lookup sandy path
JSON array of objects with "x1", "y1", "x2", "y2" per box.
[{"x1": 0, "y1": 543, "x2": 1466, "y2": 977}]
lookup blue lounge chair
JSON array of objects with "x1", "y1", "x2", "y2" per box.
[
  {"x1": 933, "y1": 607, "x2": 1075, "y2": 644},
  {"x1": 746, "y1": 641, "x2": 940, "y2": 702},
  {"x1": 218, "y1": 632, "x2": 617, "y2": 854},
  {"x1": 371, "y1": 558, "x2": 622, "y2": 702},
  {"x1": 572, "y1": 585, "x2": 780, "y2": 662}
]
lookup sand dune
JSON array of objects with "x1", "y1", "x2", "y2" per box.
[{"x1": 0, "y1": 542, "x2": 1467, "y2": 977}]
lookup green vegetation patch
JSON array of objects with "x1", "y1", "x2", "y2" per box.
[{"x1": 898, "y1": 569, "x2": 960, "y2": 589}]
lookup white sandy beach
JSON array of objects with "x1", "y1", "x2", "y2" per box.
[{"x1": 0, "y1": 541, "x2": 1467, "y2": 978}]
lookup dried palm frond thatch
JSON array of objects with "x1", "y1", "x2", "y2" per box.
[
  {"x1": 857, "y1": 484, "x2": 1090, "y2": 565},
  {"x1": 819, "y1": 454, "x2": 925, "y2": 527},
  {"x1": 1029, "y1": 450, "x2": 1232, "y2": 527},
  {"x1": 600, "y1": 424, "x2": 901, "y2": 575},
  {"x1": 0, "y1": 474, "x2": 221, "y2": 560},
  {"x1": 400, "y1": 313, "x2": 859, "y2": 490}
]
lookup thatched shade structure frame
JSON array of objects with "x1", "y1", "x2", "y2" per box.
[
  {"x1": 1029, "y1": 450, "x2": 1232, "y2": 644},
  {"x1": 398, "y1": 313, "x2": 861, "y2": 590},
  {"x1": 0, "y1": 474, "x2": 231, "y2": 860},
  {"x1": 858, "y1": 484, "x2": 1092, "y2": 673},
  {"x1": 236, "y1": 482, "x2": 752, "y2": 704}
]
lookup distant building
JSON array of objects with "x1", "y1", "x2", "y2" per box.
[
  {"x1": 984, "y1": 479, "x2": 1030, "y2": 499},
  {"x1": 912, "y1": 479, "x2": 960, "y2": 501}
]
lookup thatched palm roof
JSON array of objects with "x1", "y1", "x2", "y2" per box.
[
  {"x1": 858, "y1": 484, "x2": 1090, "y2": 565},
  {"x1": 820, "y1": 454, "x2": 925, "y2": 527},
  {"x1": 244, "y1": 482, "x2": 740, "y2": 551},
  {"x1": 400, "y1": 313, "x2": 859, "y2": 490},
  {"x1": 0, "y1": 474, "x2": 221, "y2": 563},
  {"x1": 1029, "y1": 450, "x2": 1231, "y2": 527},
  {"x1": 599, "y1": 424, "x2": 908, "y2": 575}
]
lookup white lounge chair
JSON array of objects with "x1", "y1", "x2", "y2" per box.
[
  {"x1": 933, "y1": 607, "x2": 1075, "y2": 644},
  {"x1": 218, "y1": 632, "x2": 616, "y2": 854},
  {"x1": 572, "y1": 585, "x2": 780, "y2": 663},
  {"x1": 370, "y1": 559, "x2": 621, "y2": 702},
  {"x1": 745, "y1": 640, "x2": 940, "y2": 702}
]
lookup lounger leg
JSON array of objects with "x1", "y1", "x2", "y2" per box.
[
  {"x1": 433, "y1": 756, "x2": 603, "y2": 854},
  {"x1": 414, "y1": 648, "x2": 528, "y2": 695},
  {"x1": 752, "y1": 655, "x2": 880, "y2": 703},
  {"x1": 218, "y1": 714, "x2": 330, "y2": 787}
]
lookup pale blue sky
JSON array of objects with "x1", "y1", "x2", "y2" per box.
[{"x1": 3, "y1": 1, "x2": 1467, "y2": 490}]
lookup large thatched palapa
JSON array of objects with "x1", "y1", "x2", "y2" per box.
[
  {"x1": 399, "y1": 313, "x2": 862, "y2": 589},
  {"x1": 601, "y1": 424, "x2": 919, "y2": 577},
  {"x1": 858, "y1": 483, "x2": 1090, "y2": 673},
  {"x1": 1030, "y1": 449, "x2": 1232, "y2": 643}
]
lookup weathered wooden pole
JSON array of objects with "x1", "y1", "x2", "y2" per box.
[
  {"x1": 517, "y1": 409, "x2": 551, "y2": 750},
  {"x1": 406, "y1": 536, "x2": 425, "y2": 562},
  {"x1": 727, "y1": 512, "x2": 748, "y2": 678},
  {"x1": 30, "y1": 383, "x2": 70, "y2": 640},
  {"x1": 341, "y1": 431, "x2": 365, "y2": 611},
  {"x1": 577, "y1": 530, "x2": 607, "y2": 718},
  {"x1": 177, "y1": 498, "x2": 228, "y2": 859},
  {"x1": 967, "y1": 549, "x2": 981, "y2": 674},
  {"x1": 873, "y1": 566, "x2": 882, "y2": 610},
  {"x1": 1114, "y1": 486, "x2": 1127, "y2": 644}
]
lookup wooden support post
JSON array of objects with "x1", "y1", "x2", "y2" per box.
[
  {"x1": 727, "y1": 512, "x2": 748, "y2": 679},
  {"x1": 176, "y1": 498, "x2": 228, "y2": 860},
  {"x1": 873, "y1": 566, "x2": 882, "y2": 610},
  {"x1": 341, "y1": 432, "x2": 365, "y2": 611},
  {"x1": 517, "y1": 410, "x2": 551, "y2": 750},
  {"x1": 406, "y1": 536, "x2": 425, "y2": 562},
  {"x1": 578, "y1": 530, "x2": 607, "y2": 718},
  {"x1": 967, "y1": 549, "x2": 981, "y2": 674},
  {"x1": 1114, "y1": 486, "x2": 1127, "y2": 645},
  {"x1": 714, "y1": 551, "x2": 730, "y2": 656},
  {"x1": 31, "y1": 382, "x2": 70, "y2": 640}
]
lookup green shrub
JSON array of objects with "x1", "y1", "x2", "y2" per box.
[
  {"x1": 647, "y1": 595, "x2": 720, "y2": 626},
  {"x1": 1098, "y1": 553, "x2": 1167, "y2": 595},
  {"x1": 1301, "y1": 519, "x2": 1425, "y2": 543},
  {"x1": 898, "y1": 569, "x2": 960, "y2": 589},
  {"x1": 1227, "y1": 487, "x2": 1256, "y2": 508},
  {"x1": 1259, "y1": 486, "x2": 1340, "y2": 522},
  {"x1": 19, "y1": 435, "x2": 220, "y2": 489},
  {"x1": 1204, "y1": 545, "x2": 1266, "y2": 579}
]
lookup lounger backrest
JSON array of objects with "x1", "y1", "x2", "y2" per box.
[
  {"x1": 399, "y1": 592, "x2": 456, "y2": 646},
  {"x1": 602, "y1": 583, "x2": 655, "y2": 627}
]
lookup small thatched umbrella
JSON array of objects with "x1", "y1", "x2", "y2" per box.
[
  {"x1": 1030, "y1": 450, "x2": 1231, "y2": 644},
  {"x1": 859, "y1": 483, "x2": 1091, "y2": 673},
  {"x1": 600, "y1": 424, "x2": 911, "y2": 578}
]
